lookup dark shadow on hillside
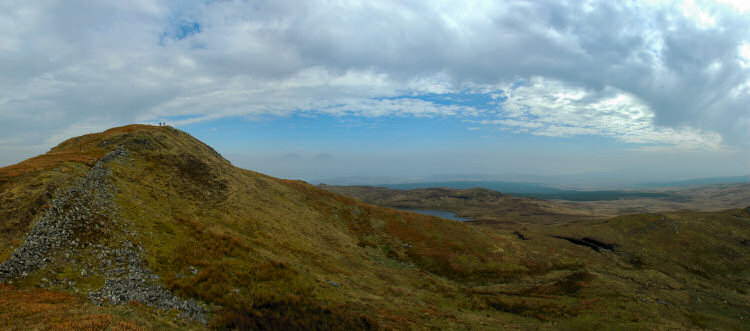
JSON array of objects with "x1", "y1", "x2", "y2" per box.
[{"x1": 552, "y1": 236, "x2": 617, "y2": 252}]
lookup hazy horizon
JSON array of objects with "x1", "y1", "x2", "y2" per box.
[{"x1": 2, "y1": 1, "x2": 749, "y2": 185}]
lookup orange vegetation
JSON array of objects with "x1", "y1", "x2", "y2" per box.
[
  {"x1": 0, "y1": 152, "x2": 99, "y2": 178},
  {"x1": 0, "y1": 284, "x2": 144, "y2": 330},
  {"x1": 0, "y1": 124, "x2": 164, "y2": 179}
]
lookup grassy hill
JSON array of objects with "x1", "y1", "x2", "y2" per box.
[{"x1": 1, "y1": 125, "x2": 749, "y2": 329}]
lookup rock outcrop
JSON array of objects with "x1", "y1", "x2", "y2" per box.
[{"x1": 0, "y1": 145, "x2": 206, "y2": 323}]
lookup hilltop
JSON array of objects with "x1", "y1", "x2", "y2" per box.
[{"x1": 0, "y1": 125, "x2": 748, "y2": 330}]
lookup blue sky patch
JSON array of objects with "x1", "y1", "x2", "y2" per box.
[{"x1": 159, "y1": 20, "x2": 202, "y2": 45}]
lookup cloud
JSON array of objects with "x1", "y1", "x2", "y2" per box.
[
  {"x1": 486, "y1": 77, "x2": 724, "y2": 150},
  {"x1": 1, "y1": 0, "x2": 749, "y2": 166}
]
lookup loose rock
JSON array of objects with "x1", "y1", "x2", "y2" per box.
[{"x1": 0, "y1": 146, "x2": 207, "y2": 323}]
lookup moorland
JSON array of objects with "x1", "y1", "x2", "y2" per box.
[{"x1": 0, "y1": 125, "x2": 748, "y2": 330}]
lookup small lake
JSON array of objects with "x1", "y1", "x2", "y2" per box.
[{"x1": 400, "y1": 209, "x2": 471, "y2": 221}]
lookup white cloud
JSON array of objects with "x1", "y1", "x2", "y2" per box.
[
  {"x1": 493, "y1": 77, "x2": 723, "y2": 150},
  {"x1": 715, "y1": 0, "x2": 750, "y2": 13},
  {"x1": 740, "y1": 43, "x2": 750, "y2": 68},
  {"x1": 0, "y1": 0, "x2": 749, "y2": 167},
  {"x1": 678, "y1": 0, "x2": 718, "y2": 29},
  {"x1": 321, "y1": 97, "x2": 480, "y2": 118}
]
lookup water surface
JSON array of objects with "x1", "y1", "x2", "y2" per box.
[{"x1": 401, "y1": 209, "x2": 471, "y2": 221}]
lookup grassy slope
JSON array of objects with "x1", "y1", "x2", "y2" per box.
[
  {"x1": 524, "y1": 208, "x2": 750, "y2": 330},
  {"x1": 0, "y1": 125, "x2": 748, "y2": 330},
  {"x1": 100, "y1": 127, "x2": 559, "y2": 329}
]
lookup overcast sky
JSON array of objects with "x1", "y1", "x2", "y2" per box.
[{"x1": 1, "y1": 0, "x2": 749, "y2": 185}]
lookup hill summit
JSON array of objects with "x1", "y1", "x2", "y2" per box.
[
  {"x1": 0, "y1": 125, "x2": 545, "y2": 329},
  {"x1": 1, "y1": 125, "x2": 749, "y2": 330}
]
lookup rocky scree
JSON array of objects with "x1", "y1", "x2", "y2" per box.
[{"x1": 0, "y1": 146, "x2": 206, "y2": 323}]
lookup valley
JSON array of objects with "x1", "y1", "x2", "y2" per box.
[
  {"x1": 318, "y1": 185, "x2": 604, "y2": 226},
  {"x1": 322, "y1": 183, "x2": 750, "y2": 220}
]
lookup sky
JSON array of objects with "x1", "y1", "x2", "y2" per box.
[{"x1": 1, "y1": 0, "x2": 749, "y2": 186}]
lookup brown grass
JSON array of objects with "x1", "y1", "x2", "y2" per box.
[
  {"x1": 0, "y1": 284, "x2": 144, "y2": 330},
  {"x1": 0, "y1": 152, "x2": 99, "y2": 178}
]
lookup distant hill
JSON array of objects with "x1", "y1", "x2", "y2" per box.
[
  {"x1": 322, "y1": 174, "x2": 750, "y2": 192},
  {"x1": 1, "y1": 125, "x2": 749, "y2": 330},
  {"x1": 380, "y1": 181, "x2": 674, "y2": 201},
  {"x1": 637, "y1": 175, "x2": 750, "y2": 188},
  {"x1": 557, "y1": 182, "x2": 750, "y2": 216},
  {"x1": 319, "y1": 184, "x2": 602, "y2": 224},
  {"x1": 381, "y1": 180, "x2": 566, "y2": 194}
]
